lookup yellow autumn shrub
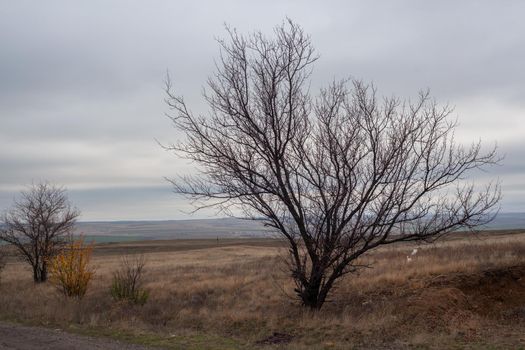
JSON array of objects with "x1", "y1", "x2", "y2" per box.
[{"x1": 50, "y1": 237, "x2": 94, "y2": 298}]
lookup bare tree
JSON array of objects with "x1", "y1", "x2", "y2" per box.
[
  {"x1": 163, "y1": 20, "x2": 501, "y2": 309},
  {"x1": 0, "y1": 183, "x2": 80, "y2": 283}
]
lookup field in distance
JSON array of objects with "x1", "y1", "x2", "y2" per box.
[
  {"x1": 73, "y1": 213, "x2": 525, "y2": 243},
  {"x1": 1, "y1": 231, "x2": 525, "y2": 349},
  {"x1": 74, "y1": 218, "x2": 273, "y2": 243}
]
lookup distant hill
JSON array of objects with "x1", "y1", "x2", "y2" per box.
[
  {"x1": 69, "y1": 212, "x2": 525, "y2": 243},
  {"x1": 75, "y1": 218, "x2": 273, "y2": 242},
  {"x1": 3, "y1": 213, "x2": 524, "y2": 245},
  {"x1": 483, "y1": 212, "x2": 525, "y2": 230}
]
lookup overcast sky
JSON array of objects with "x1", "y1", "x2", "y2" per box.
[{"x1": 1, "y1": 1, "x2": 524, "y2": 220}]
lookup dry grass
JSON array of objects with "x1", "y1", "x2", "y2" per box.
[{"x1": 1, "y1": 232, "x2": 525, "y2": 349}]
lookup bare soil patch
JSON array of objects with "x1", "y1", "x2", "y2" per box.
[
  {"x1": 256, "y1": 332, "x2": 294, "y2": 345},
  {"x1": 0, "y1": 322, "x2": 153, "y2": 350}
]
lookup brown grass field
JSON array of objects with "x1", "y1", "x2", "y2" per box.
[{"x1": 1, "y1": 231, "x2": 525, "y2": 349}]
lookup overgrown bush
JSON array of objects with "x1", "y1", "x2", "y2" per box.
[
  {"x1": 50, "y1": 237, "x2": 95, "y2": 299},
  {"x1": 110, "y1": 254, "x2": 149, "y2": 305}
]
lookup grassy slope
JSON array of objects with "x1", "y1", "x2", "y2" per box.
[{"x1": 1, "y1": 233, "x2": 525, "y2": 349}]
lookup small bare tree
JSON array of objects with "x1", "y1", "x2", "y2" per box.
[
  {"x1": 164, "y1": 20, "x2": 501, "y2": 309},
  {"x1": 0, "y1": 183, "x2": 80, "y2": 283}
]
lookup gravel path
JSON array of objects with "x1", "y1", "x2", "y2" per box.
[{"x1": 0, "y1": 322, "x2": 158, "y2": 350}]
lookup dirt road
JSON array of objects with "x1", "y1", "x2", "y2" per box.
[{"x1": 0, "y1": 322, "x2": 157, "y2": 350}]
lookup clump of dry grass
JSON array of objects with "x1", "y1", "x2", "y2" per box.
[{"x1": 1, "y1": 233, "x2": 525, "y2": 349}]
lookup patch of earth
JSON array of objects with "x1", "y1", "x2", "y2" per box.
[{"x1": 0, "y1": 322, "x2": 158, "y2": 350}]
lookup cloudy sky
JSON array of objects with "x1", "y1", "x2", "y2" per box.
[{"x1": 1, "y1": 1, "x2": 524, "y2": 220}]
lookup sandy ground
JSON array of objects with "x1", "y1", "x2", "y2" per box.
[{"x1": 0, "y1": 322, "x2": 157, "y2": 350}]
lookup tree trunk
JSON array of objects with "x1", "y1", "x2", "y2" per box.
[
  {"x1": 41, "y1": 264, "x2": 48, "y2": 282},
  {"x1": 33, "y1": 264, "x2": 48, "y2": 283},
  {"x1": 33, "y1": 267, "x2": 41, "y2": 283},
  {"x1": 297, "y1": 263, "x2": 341, "y2": 310},
  {"x1": 299, "y1": 277, "x2": 325, "y2": 310}
]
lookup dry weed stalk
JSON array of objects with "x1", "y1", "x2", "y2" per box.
[
  {"x1": 110, "y1": 254, "x2": 149, "y2": 305},
  {"x1": 0, "y1": 248, "x2": 5, "y2": 283}
]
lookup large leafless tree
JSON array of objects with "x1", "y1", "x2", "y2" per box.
[
  {"x1": 164, "y1": 20, "x2": 501, "y2": 309},
  {"x1": 0, "y1": 183, "x2": 79, "y2": 283}
]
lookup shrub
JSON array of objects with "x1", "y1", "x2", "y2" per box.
[
  {"x1": 50, "y1": 237, "x2": 95, "y2": 299},
  {"x1": 110, "y1": 254, "x2": 149, "y2": 305}
]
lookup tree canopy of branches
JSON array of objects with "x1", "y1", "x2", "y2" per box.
[
  {"x1": 164, "y1": 20, "x2": 501, "y2": 309},
  {"x1": 0, "y1": 183, "x2": 80, "y2": 283}
]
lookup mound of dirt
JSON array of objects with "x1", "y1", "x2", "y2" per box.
[
  {"x1": 403, "y1": 265, "x2": 525, "y2": 332},
  {"x1": 429, "y1": 265, "x2": 525, "y2": 317},
  {"x1": 405, "y1": 286, "x2": 475, "y2": 333}
]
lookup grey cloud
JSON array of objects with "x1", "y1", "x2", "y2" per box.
[
  {"x1": 0, "y1": 185, "x2": 216, "y2": 221},
  {"x1": 302, "y1": 2, "x2": 525, "y2": 118},
  {"x1": 1, "y1": 0, "x2": 525, "y2": 219}
]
